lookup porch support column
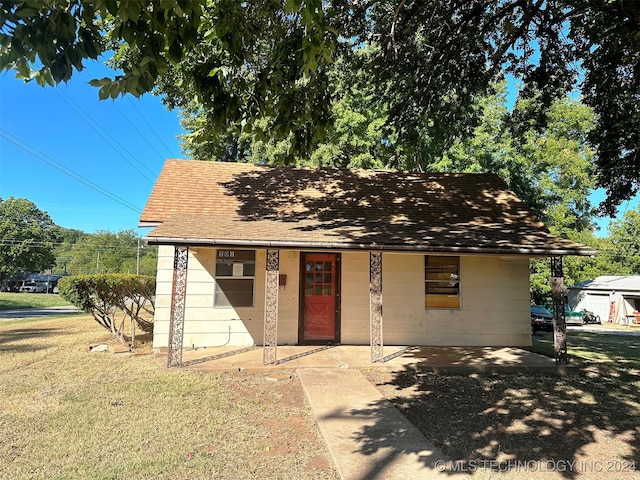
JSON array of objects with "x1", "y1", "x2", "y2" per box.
[
  {"x1": 263, "y1": 249, "x2": 279, "y2": 365},
  {"x1": 167, "y1": 246, "x2": 189, "y2": 368},
  {"x1": 370, "y1": 251, "x2": 383, "y2": 362},
  {"x1": 551, "y1": 255, "x2": 568, "y2": 365}
]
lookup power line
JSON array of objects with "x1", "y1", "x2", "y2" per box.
[
  {"x1": 112, "y1": 99, "x2": 172, "y2": 161},
  {"x1": 91, "y1": 64, "x2": 177, "y2": 158},
  {"x1": 0, "y1": 129, "x2": 142, "y2": 213},
  {"x1": 126, "y1": 96, "x2": 178, "y2": 157},
  {"x1": 54, "y1": 88, "x2": 155, "y2": 182}
]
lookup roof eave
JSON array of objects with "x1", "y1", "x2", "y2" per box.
[{"x1": 144, "y1": 235, "x2": 597, "y2": 257}]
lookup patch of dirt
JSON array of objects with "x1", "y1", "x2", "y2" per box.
[
  {"x1": 361, "y1": 368, "x2": 640, "y2": 479},
  {"x1": 224, "y1": 372, "x2": 340, "y2": 479}
]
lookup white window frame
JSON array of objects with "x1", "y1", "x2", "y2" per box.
[{"x1": 214, "y1": 249, "x2": 256, "y2": 308}]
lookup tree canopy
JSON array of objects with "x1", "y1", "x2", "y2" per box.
[
  {"x1": 2, "y1": 1, "x2": 639, "y2": 213},
  {"x1": 0, "y1": 197, "x2": 59, "y2": 281}
]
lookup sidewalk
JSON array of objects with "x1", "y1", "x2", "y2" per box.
[
  {"x1": 297, "y1": 368, "x2": 466, "y2": 480},
  {"x1": 0, "y1": 305, "x2": 80, "y2": 320}
]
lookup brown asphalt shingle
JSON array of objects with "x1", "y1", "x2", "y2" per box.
[{"x1": 139, "y1": 159, "x2": 596, "y2": 255}]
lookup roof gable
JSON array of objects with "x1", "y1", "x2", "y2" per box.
[{"x1": 140, "y1": 159, "x2": 595, "y2": 256}]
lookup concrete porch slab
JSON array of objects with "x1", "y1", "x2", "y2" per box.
[{"x1": 174, "y1": 345, "x2": 571, "y2": 374}]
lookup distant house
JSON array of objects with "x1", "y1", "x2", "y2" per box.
[
  {"x1": 568, "y1": 276, "x2": 640, "y2": 324},
  {"x1": 139, "y1": 160, "x2": 595, "y2": 365}
]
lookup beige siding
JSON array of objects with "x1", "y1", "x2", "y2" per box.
[
  {"x1": 340, "y1": 251, "x2": 371, "y2": 344},
  {"x1": 276, "y1": 250, "x2": 301, "y2": 344},
  {"x1": 153, "y1": 246, "x2": 265, "y2": 349},
  {"x1": 152, "y1": 246, "x2": 300, "y2": 349},
  {"x1": 153, "y1": 246, "x2": 532, "y2": 350},
  {"x1": 382, "y1": 253, "x2": 531, "y2": 346}
]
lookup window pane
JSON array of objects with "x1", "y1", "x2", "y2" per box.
[
  {"x1": 216, "y1": 261, "x2": 233, "y2": 276},
  {"x1": 315, "y1": 285, "x2": 322, "y2": 295},
  {"x1": 425, "y1": 255, "x2": 460, "y2": 309},
  {"x1": 324, "y1": 273, "x2": 332, "y2": 283},
  {"x1": 215, "y1": 279, "x2": 253, "y2": 307},
  {"x1": 324, "y1": 285, "x2": 332, "y2": 295},
  {"x1": 244, "y1": 263, "x2": 255, "y2": 276},
  {"x1": 324, "y1": 262, "x2": 332, "y2": 272},
  {"x1": 426, "y1": 295, "x2": 460, "y2": 309},
  {"x1": 216, "y1": 249, "x2": 255, "y2": 277}
]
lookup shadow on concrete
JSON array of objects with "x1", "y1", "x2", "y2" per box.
[{"x1": 347, "y1": 397, "x2": 448, "y2": 479}]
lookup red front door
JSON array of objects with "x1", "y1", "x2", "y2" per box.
[{"x1": 300, "y1": 253, "x2": 340, "y2": 343}]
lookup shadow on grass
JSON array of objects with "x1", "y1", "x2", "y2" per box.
[
  {"x1": 533, "y1": 330, "x2": 640, "y2": 370},
  {"x1": 0, "y1": 327, "x2": 64, "y2": 352},
  {"x1": 353, "y1": 339, "x2": 640, "y2": 478}
]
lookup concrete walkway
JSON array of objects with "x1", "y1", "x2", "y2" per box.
[{"x1": 298, "y1": 368, "x2": 463, "y2": 480}]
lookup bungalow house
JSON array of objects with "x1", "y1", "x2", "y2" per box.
[{"x1": 139, "y1": 159, "x2": 596, "y2": 366}]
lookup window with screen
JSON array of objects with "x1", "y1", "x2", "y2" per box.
[
  {"x1": 214, "y1": 250, "x2": 255, "y2": 307},
  {"x1": 425, "y1": 256, "x2": 460, "y2": 309}
]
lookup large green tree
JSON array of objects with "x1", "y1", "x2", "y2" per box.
[
  {"x1": 2, "y1": 1, "x2": 639, "y2": 214},
  {"x1": 606, "y1": 207, "x2": 640, "y2": 275},
  {"x1": 65, "y1": 229, "x2": 157, "y2": 276},
  {"x1": 437, "y1": 89, "x2": 598, "y2": 232},
  {"x1": 0, "y1": 197, "x2": 59, "y2": 280}
]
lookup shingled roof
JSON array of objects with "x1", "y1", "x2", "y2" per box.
[{"x1": 139, "y1": 159, "x2": 596, "y2": 256}]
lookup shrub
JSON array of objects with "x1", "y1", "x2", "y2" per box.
[{"x1": 58, "y1": 274, "x2": 155, "y2": 349}]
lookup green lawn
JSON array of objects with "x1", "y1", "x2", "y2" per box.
[
  {"x1": 532, "y1": 328, "x2": 640, "y2": 370},
  {"x1": 0, "y1": 292, "x2": 72, "y2": 310}
]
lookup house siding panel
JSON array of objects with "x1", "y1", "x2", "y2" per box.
[
  {"x1": 152, "y1": 246, "x2": 267, "y2": 349},
  {"x1": 152, "y1": 247, "x2": 532, "y2": 350},
  {"x1": 340, "y1": 252, "x2": 371, "y2": 344},
  {"x1": 276, "y1": 250, "x2": 301, "y2": 345},
  {"x1": 382, "y1": 254, "x2": 531, "y2": 346}
]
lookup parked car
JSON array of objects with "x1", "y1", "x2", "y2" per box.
[
  {"x1": 531, "y1": 305, "x2": 554, "y2": 332},
  {"x1": 545, "y1": 303, "x2": 584, "y2": 323},
  {"x1": 18, "y1": 281, "x2": 47, "y2": 293},
  {"x1": 562, "y1": 304, "x2": 585, "y2": 323}
]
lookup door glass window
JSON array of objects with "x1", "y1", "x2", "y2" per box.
[{"x1": 305, "y1": 260, "x2": 333, "y2": 296}]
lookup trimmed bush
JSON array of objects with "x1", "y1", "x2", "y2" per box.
[{"x1": 58, "y1": 274, "x2": 155, "y2": 348}]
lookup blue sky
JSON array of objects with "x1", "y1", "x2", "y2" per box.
[
  {"x1": 0, "y1": 61, "x2": 183, "y2": 235},
  {"x1": 0, "y1": 61, "x2": 634, "y2": 237}
]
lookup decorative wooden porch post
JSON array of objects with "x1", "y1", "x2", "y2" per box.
[
  {"x1": 263, "y1": 249, "x2": 279, "y2": 365},
  {"x1": 370, "y1": 251, "x2": 383, "y2": 362},
  {"x1": 551, "y1": 255, "x2": 568, "y2": 364},
  {"x1": 167, "y1": 246, "x2": 189, "y2": 368}
]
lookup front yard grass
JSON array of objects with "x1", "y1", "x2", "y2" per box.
[
  {"x1": 532, "y1": 328, "x2": 640, "y2": 371},
  {"x1": 0, "y1": 292, "x2": 71, "y2": 310},
  {"x1": 0, "y1": 316, "x2": 338, "y2": 480}
]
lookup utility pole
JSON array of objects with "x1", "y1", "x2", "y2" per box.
[{"x1": 136, "y1": 238, "x2": 140, "y2": 275}]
